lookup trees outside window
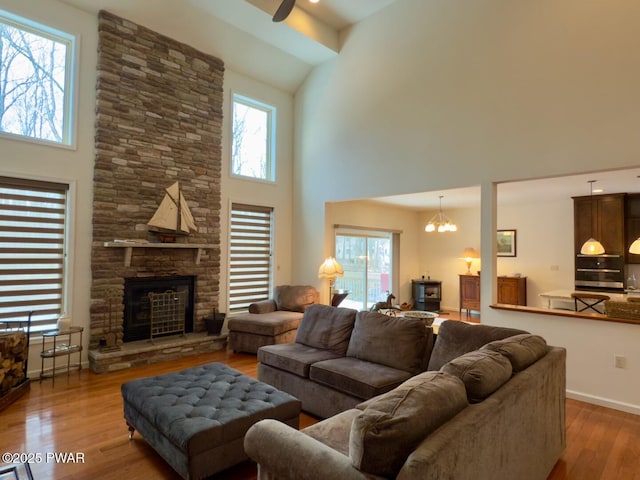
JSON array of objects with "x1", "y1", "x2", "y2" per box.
[
  {"x1": 334, "y1": 231, "x2": 395, "y2": 311},
  {"x1": 0, "y1": 11, "x2": 74, "y2": 145},
  {"x1": 231, "y1": 94, "x2": 275, "y2": 182}
]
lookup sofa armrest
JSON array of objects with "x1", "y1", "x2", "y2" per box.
[
  {"x1": 249, "y1": 299, "x2": 277, "y2": 314},
  {"x1": 244, "y1": 419, "x2": 375, "y2": 480}
]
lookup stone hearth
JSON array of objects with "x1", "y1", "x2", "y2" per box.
[{"x1": 88, "y1": 333, "x2": 226, "y2": 374}]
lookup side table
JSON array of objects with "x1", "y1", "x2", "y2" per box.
[{"x1": 40, "y1": 326, "x2": 83, "y2": 385}]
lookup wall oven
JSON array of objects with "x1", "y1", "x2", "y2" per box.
[{"x1": 575, "y1": 254, "x2": 625, "y2": 292}]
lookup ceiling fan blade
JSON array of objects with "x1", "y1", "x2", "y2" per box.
[{"x1": 272, "y1": 0, "x2": 296, "y2": 22}]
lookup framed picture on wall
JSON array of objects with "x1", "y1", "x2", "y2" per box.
[{"x1": 497, "y1": 230, "x2": 517, "y2": 257}]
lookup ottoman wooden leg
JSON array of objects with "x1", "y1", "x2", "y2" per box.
[{"x1": 127, "y1": 422, "x2": 135, "y2": 440}]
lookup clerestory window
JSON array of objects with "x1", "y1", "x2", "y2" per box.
[
  {"x1": 0, "y1": 10, "x2": 76, "y2": 146},
  {"x1": 231, "y1": 94, "x2": 276, "y2": 182}
]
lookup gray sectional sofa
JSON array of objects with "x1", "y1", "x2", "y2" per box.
[{"x1": 247, "y1": 304, "x2": 567, "y2": 479}]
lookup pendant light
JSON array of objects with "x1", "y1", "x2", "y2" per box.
[
  {"x1": 425, "y1": 196, "x2": 457, "y2": 233},
  {"x1": 580, "y1": 180, "x2": 605, "y2": 255}
]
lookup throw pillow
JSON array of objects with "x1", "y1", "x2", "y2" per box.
[
  {"x1": 427, "y1": 320, "x2": 529, "y2": 371},
  {"x1": 349, "y1": 371, "x2": 468, "y2": 477},
  {"x1": 440, "y1": 349, "x2": 512, "y2": 402},
  {"x1": 346, "y1": 311, "x2": 431, "y2": 374},
  {"x1": 481, "y1": 334, "x2": 547, "y2": 372},
  {"x1": 295, "y1": 304, "x2": 357, "y2": 355}
]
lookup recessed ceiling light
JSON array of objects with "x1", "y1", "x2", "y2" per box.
[{"x1": 309, "y1": 0, "x2": 320, "y2": 3}]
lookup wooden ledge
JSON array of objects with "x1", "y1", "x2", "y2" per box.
[
  {"x1": 490, "y1": 303, "x2": 640, "y2": 326},
  {"x1": 104, "y1": 242, "x2": 215, "y2": 266}
]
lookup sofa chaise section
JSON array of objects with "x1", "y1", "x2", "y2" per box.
[{"x1": 227, "y1": 285, "x2": 319, "y2": 353}]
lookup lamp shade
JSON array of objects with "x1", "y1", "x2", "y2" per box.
[
  {"x1": 460, "y1": 247, "x2": 480, "y2": 260},
  {"x1": 630, "y1": 238, "x2": 640, "y2": 255},
  {"x1": 580, "y1": 238, "x2": 605, "y2": 255},
  {"x1": 318, "y1": 257, "x2": 344, "y2": 280}
]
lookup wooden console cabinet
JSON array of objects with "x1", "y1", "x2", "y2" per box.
[
  {"x1": 497, "y1": 276, "x2": 527, "y2": 306},
  {"x1": 459, "y1": 274, "x2": 480, "y2": 315}
]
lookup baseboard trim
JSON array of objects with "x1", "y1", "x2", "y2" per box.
[{"x1": 566, "y1": 389, "x2": 640, "y2": 416}]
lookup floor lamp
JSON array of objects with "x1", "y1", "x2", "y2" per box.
[{"x1": 318, "y1": 257, "x2": 344, "y2": 304}]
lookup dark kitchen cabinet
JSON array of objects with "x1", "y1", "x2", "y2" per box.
[
  {"x1": 573, "y1": 193, "x2": 625, "y2": 255},
  {"x1": 497, "y1": 276, "x2": 527, "y2": 306},
  {"x1": 626, "y1": 193, "x2": 640, "y2": 263},
  {"x1": 459, "y1": 274, "x2": 480, "y2": 315}
]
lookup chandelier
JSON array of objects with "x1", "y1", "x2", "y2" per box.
[{"x1": 425, "y1": 196, "x2": 457, "y2": 233}]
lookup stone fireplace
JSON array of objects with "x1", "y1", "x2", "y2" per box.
[{"x1": 88, "y1": 12, "x2": 225, "y2": 372}]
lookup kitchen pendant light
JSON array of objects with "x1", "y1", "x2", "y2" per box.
[
  {"x1": 580, "y1": 180, "x2": 605, "y2": 255},
  {"x1": 425, "y1": 196, "x2": 457, "y2": 233}
]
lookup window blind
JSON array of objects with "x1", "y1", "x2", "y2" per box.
[
  {"x1": 228, "y1": 203, "x2": 273, "y2": 314},
  {"x1": 0, "y1": 176, "x2": 68, "y2": 332}
]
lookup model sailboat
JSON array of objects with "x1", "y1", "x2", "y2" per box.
[{"x1": 147, "y1": 182, "x2": 197, "y2": 242}]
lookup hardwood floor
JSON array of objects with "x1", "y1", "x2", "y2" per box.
[{"x1": 2, "y1": 326, "x2": 639, "y2": 479}]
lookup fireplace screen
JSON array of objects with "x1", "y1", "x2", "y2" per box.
[
  {"x1": 149, "y1": 290, "x2": 187, "y2": 341},
  {"x1": 123, "y1": 276, "x2": 195, "y2": 342}
]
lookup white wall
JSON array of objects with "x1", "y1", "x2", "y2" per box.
[
  {"x1": 0, "y1": 0, "x2": 295, "y2": 370},
  {"x1": 497, "y1": 197, "x2": 575, "y2": 308},
  {"x1": 294, "y1": 0, "x2": 640, "y2": 413},
  {"x1": 221, "y1": 71, "x2": 295, "y2": 317},
  {"x1": 0, "y1": 0, "x2": 97, "y2": 377}
]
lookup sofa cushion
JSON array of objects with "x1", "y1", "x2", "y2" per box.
[
  {"x1": 227, "y1": 311, "x2": 302, "y2": 336},
  {"x1": 258, "y1": 343, "x2": 343, "y2": 378},
  {"x1": 274, "y1": 285, "x2": 319, "y2": 312},
  {"x1": 295, "y1": 305, "x2": 357, "y2": 355},
  {"x1": 346, "y1": 311, "x2": 430, "y2": 374},
  {"x1": 349, "y1": 371, "x2": 468, "y2": 478},
  {"x1": 427, "y1": 320, "x2": 528, "y2": 371},
  {"x1": 481, "y1": 333, "x2": 548, "y2": 372},
  {"x1": 310, "y1": 357, "x2": 413, "y2": 400},
  {"x1": 440, "y1": 349, "x2": 512, "y2": 402}
]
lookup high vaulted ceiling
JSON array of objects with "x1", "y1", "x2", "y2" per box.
[
  {"x1": 59, "y1": 0, "x2": 398, "y2": 92},
  {"x1": 56, "y1": 0, "x2": 640, "y2": 210}
]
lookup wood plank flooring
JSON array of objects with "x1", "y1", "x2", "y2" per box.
[{"x1": 2, "y1": 324, "x2": 639, "y2": 479}]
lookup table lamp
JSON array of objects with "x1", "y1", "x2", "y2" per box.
[
  {"x1": 318, "y1": 257, "x2": 344, "y2": 301},
  {"x1": 460, "y1": 247, "x2": 480, "y2": 274}
]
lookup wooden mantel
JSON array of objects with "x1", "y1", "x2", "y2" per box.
[{"x1": 104, "y1": 241, "x2": 215, "y2": 267}]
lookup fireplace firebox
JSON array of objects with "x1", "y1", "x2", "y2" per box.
[{"x1": 123, "y1": 276, "x2": 195, "y2": 342}]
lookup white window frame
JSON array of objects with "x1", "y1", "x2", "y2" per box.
[
  {"x1": 0, "y1": 9, "x2": 77, "y2": 147},
  {"x1": 230, "y1": 93, "x2": 276, "y2": 182}
]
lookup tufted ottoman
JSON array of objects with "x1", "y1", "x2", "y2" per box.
[{"x1": 121, "y1": 362, "x2": 301, "y2": 479}]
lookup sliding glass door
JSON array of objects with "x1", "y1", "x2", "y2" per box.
[{"x1": 334, "y1": 230, "x2": 393, "y2": 311}]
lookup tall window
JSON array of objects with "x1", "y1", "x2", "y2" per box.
[
  {"x1": 228, "y1": 203, "x2": 274, "y2": 314},
  {"x1": 0, "y1": 177, "x2": 69, "y2": 332},
  {"x1": 334, "y1": 229, "x2": 397, "y2": 311},
  {"x1": 231, "y1": 94, "x2": 275, "y2": 182},
  {"x1": 0, "y1": 11, "x2": 75, "y2": 145}
]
